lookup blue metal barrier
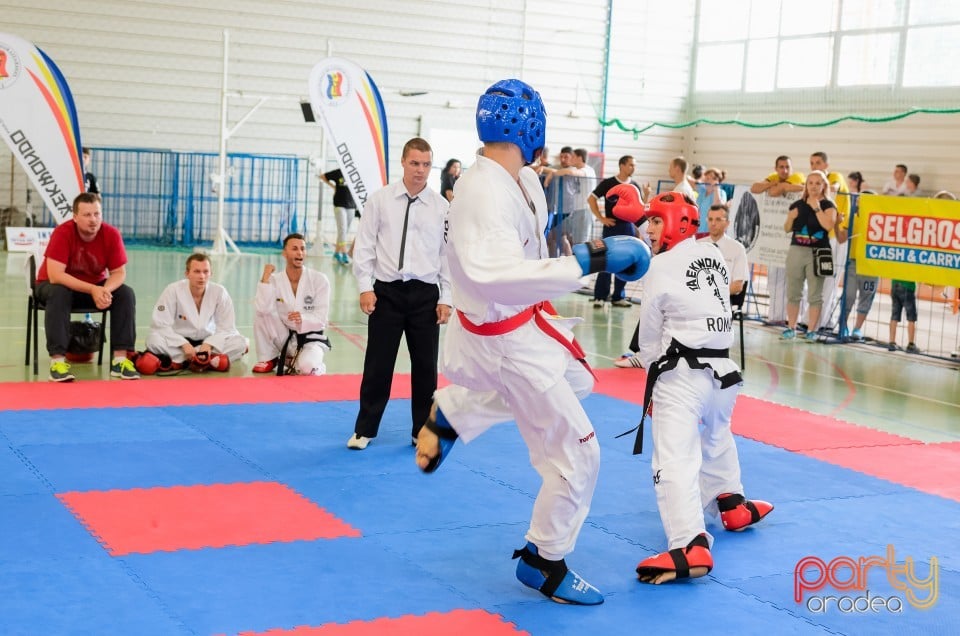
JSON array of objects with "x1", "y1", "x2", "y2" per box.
[{"x1": 37, "y1": 148, "x2": 309, "y2": 247}]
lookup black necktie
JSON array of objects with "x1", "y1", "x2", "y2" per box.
[{"x1": 398, "y1": 194, "x2": 418, "y2": 270}]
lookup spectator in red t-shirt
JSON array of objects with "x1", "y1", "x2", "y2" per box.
[{"x1": 36, "y1": 192, "x2": 139, "y2": 381}]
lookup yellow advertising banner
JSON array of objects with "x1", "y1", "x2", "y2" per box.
[{"x1": 854, "y1": 194, "x2": 960, "y2": 286}]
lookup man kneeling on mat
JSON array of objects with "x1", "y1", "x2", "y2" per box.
[
  {"x1": 414, "y1": 79, "x2": 652, "y2": 605},
  {"x1": 622, "y1": 189, "x2": 773, "y2": 584},
  {"x1": 135, "y1": 253, "x2": 248, "y2": 375},
  {"x1": 252, "y1": 233, "x2": 331, "y2": 376}
]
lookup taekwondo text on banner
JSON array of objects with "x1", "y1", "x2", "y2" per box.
[
  {"x1": 0, "y1": 32, "x2": 84, "y2": 225},
  {"x1": 307, "y1": 57, "x2": 389, "y2": 212},
  {"x1": 855, "y1": 194, "x2": 960, "y2": 286}
]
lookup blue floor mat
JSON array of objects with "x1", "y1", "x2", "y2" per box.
[{"x1": 1, "y1": 396, "x2": 956, "y2": 635}]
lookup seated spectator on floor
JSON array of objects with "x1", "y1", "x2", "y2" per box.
[
  {"x1": 35, "y1": 192, "x2": 139, "y2": 382},
  {"x1": 252, "y1": 233, "x2": 331, "y2": 375},
  {"x1": 135, "y1": 253, "x2": 248, "y2": 375}
]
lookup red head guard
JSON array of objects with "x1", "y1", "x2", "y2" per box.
[
  {"x1": 608, "y1": 183, "x2": 645, "y2": 223},
  {"x1": 646, "y1": 192, "x2": 698, "y2": 252}
]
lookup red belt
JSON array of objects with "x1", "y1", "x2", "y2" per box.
[{"x1": 456, "y1": 301, "x2": 597, "y2": 381}]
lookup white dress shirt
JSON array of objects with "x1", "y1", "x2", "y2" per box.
[{"x1": 352, "y1": 180, "x2": 451, "y2": 305}]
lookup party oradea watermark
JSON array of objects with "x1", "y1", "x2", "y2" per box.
[{"x1": 795, "y1": 545, "x2": 938, "y2": 614}]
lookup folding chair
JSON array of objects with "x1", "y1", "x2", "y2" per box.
[{"x1": 25, "y1": 253, "x2": 107, "y2": 375}]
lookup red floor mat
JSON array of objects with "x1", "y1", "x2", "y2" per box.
[
  {"x1": 236, "y1": 609, "x2": 527, "y2": 635},
  {"x1": 595, "y1": 369, "x2": 921, "y2": 451},
  {"x1": 57, "y1": 481, "x2": 361, "y2": 556},
  {"x1": 804, "y1": 444, "x2": 960, "y2": 502},
  {"x1": 592, "y1": 367, "x2": 647, "y2": 404},
  {"x1": 730, "y1": 396, "x2": 921, "y2": 451},
  {"x1": 0, "y1": 373, "x2": 454, "y2": 411}
]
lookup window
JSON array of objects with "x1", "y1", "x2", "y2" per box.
[
  {"x1": 694, "y1": 0, "x2": 960, "y2": 93},
  {"x1": 838, "y1": 33, "x2": 899, "y2": 86},
  {"x1": 903, "y1": 25, "x2": 960, "y2": 87}
]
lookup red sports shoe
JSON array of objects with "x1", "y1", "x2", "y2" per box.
[{"x1": 252, "y1": 359, "x2": 276, "y2": 373}]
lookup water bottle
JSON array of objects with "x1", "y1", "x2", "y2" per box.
[{"x1": 85, "y1": 312, "x2": 93, "y2": 323}]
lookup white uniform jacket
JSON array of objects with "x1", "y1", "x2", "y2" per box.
[
  {"x1": 636, "y1": 238, "x2": 739, "y2": 375},
  {"x1": 442, "y1": 154, "x2": 587, "y2": 393},
  {"x1": 697, "y1": 234, "x2": 749, "y2": 289},
  {"x1": 254, "y1": 267, "x2": 331, "y2": 335},
  {"x1": 148, "y1": 279, "x2": 244, "y2": 354}
]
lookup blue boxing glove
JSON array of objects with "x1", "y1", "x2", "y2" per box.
[{"x1": 573, "y1": 236, "x2": 651, "y2": 281}]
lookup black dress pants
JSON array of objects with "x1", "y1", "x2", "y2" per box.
[{"x1": 354, "y1": 279, "x2": 440, "y2": 439}]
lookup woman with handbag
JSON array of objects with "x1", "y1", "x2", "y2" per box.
[{"x1": 781, "y1": 170, "x2": 837, "y2": 341}]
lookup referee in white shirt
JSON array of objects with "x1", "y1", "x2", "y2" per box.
[
  {"x1": 697, "y1": 204, "x2": 749, "y2": 298},
  {"x1": 348, "y1": 137, "x2": 452, "y2": 450}
]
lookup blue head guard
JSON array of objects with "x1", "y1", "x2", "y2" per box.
[{"x1": 476, "y1": 79, "x2": 546, "y2": 164}]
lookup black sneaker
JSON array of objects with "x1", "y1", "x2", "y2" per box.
[
  {"x1": 906, "y1": 343, "x2": 920, "y2": 354},
  {"x1": 49, "y1": 360, "x2": 75, "y2": 382}
]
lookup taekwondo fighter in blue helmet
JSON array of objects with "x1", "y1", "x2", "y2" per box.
[
  {"x1": 414, "y1": 78, "x2": 652, "y2": 605},
  {"x1": 616, "y1": 190, "x2": 773, "y2": 584}
]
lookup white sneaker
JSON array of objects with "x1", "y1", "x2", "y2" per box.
[{"x1": 347, "y1": 434, "x2": 370, "y2": 450}]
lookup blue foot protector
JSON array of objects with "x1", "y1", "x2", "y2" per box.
[
  {"x1": 421, "y1": 404, "x2": 458, "y2": 474},
  {"x1": 512, "y1": 542, "x2": 604, "y2": 605}
]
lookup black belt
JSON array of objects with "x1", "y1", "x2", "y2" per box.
[
  {"x1": 277, "y1": 330, "x2": 330, "y2": 376},
  {"x1": 617, "y1": 338, "x2": 742, "y2": 455},
  {"x1": 374, "y1": 279, "x2": 434, "y2": 287}
]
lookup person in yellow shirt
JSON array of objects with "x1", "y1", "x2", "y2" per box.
[
  {"x1": 750, "y1": 155, "x2": 805, "y2": 197},
  {"x1": 808, "y1": 152, "x2": 850, "y2": 333},
  {"x1": 751, "y1": 155, "x2": 806, "y2": 325},
  {"x1": 809, "y1": 152, "x2": 849, "y2": 228}
]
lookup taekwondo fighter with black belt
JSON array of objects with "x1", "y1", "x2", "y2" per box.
[
  {"x1": 252, "y1": 232, "x2": 332, "y2": 376},
  {"x1": 611, "y1": 189, "x2": 773, "y2": 584},
  {"x1": 413, "y1": 79, "x2": 652, "y2": 605}
]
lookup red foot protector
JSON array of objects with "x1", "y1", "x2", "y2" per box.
[
  {"x1": 717, "y1": 493, "x2": 774, "y2": 531},
  {"x1": 234, "y1": 609, "x2": 528, "y2": 635},
  {"x1": 57, "y1": 481, "x2": 361, "y2": 556},
  {"x1": 636, "y1": 534, "x2": 713, "y2": 584}
]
